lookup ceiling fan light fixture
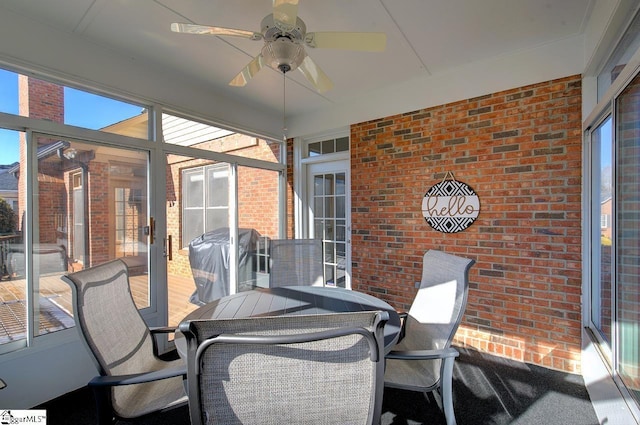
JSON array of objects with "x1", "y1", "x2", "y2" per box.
[
  {"x1": 261, "y1": 37, "x2": 305, "y2": 73},
  {"x1": 177, "y1": 2, "x2": 385, "y2": 92}
]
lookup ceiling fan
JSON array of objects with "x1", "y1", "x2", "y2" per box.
[{"x1": 171, "y1": 0, "x2": 386, "y2": 93}]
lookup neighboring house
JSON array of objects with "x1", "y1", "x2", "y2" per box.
[{"x1": 0, "y1": 164, "x2": 18, "y2": 212}]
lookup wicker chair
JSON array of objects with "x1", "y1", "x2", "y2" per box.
[
  {"x1": 62, "y1": 259, "x2": 187, "y2": 424},
  {"x1": 269, "y1": 238, "x2": 324, "y2": 287},
  {"x1": 181, "y1": 311, "x2": 388, "y2": 425},
  {"x1": 384, "y1": 250, "x2": 475, "y2": 425}
]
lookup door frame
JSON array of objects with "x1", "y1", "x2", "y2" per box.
[{"x1": 294, "y1": 132, "x2": 351, "y2": 289}]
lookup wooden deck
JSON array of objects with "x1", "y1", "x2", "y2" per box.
[{"x1": 0, "y1": 271, "x2": 199, "y2": 344}]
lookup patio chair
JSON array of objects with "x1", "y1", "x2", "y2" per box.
[
  {"x1": 269, "y1": 238, "x2": 324, "y2": 287},
  {"x1": 62, "y1": 259, "x2": 187, "y2": 425},
  {"x1": 180, "y1": 310, "x2": 388, "y2": 425},
  {"x1": 384, "y1": 250, "x2": 475, "y2": 425}
]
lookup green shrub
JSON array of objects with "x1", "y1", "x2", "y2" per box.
[{"x1": 0, "y1": 197, "x2": 17, "y2": 235}]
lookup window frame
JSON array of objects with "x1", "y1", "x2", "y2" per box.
[{"x1": 181, "y1": 163, "x2": 230, "y2": 248}]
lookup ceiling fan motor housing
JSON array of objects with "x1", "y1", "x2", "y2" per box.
[
  {"x1": 261, "y1": 14, "x2": 306, "y2": 42},
  {"x1": 260, "y1": 14, "x2": 307, "y2": 73},
  {"x1": 262, "y1": 37, "x2": 305, "y2": 73}
]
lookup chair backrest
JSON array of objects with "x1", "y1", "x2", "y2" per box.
[
  {"x1": 269, "y1": 238, "x2": 324, "y2": 287},
  {"x1": 406, "y1": 250, "x2": 475, "y2": 352},
  {"x1": 62, "y1": 259, "x2": 172, "y2": 415},
  {"x1": 181, "y1": 311, "x2": 388, "y2": 425}
]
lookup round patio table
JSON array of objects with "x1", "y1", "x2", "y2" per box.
[{"x1": 175, "y1": 285, "x2": 401, "y2": 356}]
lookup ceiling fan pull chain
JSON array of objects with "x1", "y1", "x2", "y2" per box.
[{"x1": 282, "y1": 70, "x2": 288, "y2": 142}]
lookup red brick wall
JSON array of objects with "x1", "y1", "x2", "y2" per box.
[
  {"x1": 87, "y1": 161, "x2": 110, "y2": 265},
  {"x1": 37, "y1": 160, "x2": 66, "y2": 245},
  {"x1": 350, "y1": 75, "x2": 583, "y2": 372}
]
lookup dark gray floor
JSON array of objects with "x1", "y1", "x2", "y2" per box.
[{"x1": 37, "y1": 346, "x2": 600, "y2": 425}]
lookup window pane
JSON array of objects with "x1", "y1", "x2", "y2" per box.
[
  {"x1": 184, "y1": 169, "x2": 204, "y2": 208},
  {"x1": 1, "y1": 67, "x2": 148, "y2": 138},
  {"x1": 321, "y1": 139, "x2": 333, "y2": 154},
  {"x1": 0, "y1": 128, "x2": 23, "y2": 347},
  {"x1": 237, "y1": 166, "x2": 279, "y2": 292},
  {"x1": 308, "y1": 142, "x2": 321, "y2": 157},
  {"x1": 314, "y1": 219, "x2": 324, "y2": 239},
  {"x1": 336, "y1": 172, "x2": 346, "y2": 195},
  {"x1": 205, "y1": 209, "x2": 228, "y2": 232},
  {"x1": 162, "y1": 113, "x2": 280, "y2": 163},
  {"x1": 182, "y1": 209, "x2": 203, "y2": 248},
  {"x1": 64, "y1": 87, "x2": 148, "y2": 138},
  {"x1": 591, "y1": 116, "x2": 613, "y2": 348},
  {"x1": 336, "y1": 196, "x2": 346, "y2": 219},
  {"x1": 207, "y1": 166, "x2": 228, "y2": 207},
  {"x1": 0, "y1": 69, "x2": 18, "y2": 115},
  {"x1": 33, "y1": 135, "x2": 150, "y2": 338},
  {"x1": 336, "y1": 137, "x2": 349, "y2": 152},
  {"x1": 314, "y1": 175, "x2": 324, "y2": 196},
  {"x1": 615, "y1": 73, "x2": 640, "y2": 404}
]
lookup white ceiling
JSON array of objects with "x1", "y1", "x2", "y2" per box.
[{"x1": 0, "y1": 0, "x2": 600, "y2": 139}]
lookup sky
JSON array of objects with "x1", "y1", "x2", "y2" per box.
[{"x1": 0, "y1": 68, "x2": 143, "y2": 165}]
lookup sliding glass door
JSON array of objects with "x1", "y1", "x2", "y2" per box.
[
  {"x1": 0, "y1": 132, "x2": 154, "y2": 349},
  {"x1": 614, "y1": 74, "x2": 640, "y2": 404},
  {"x1": 161, "y1": 112, "x2": 283, "y2": 327},
  {"x1": 587, "y1": 69, "x2": 640, "y2": 410}
]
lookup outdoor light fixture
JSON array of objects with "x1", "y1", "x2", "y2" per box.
[{"x1": 63, "y1": 148, "x2": 77, "y2": 160}]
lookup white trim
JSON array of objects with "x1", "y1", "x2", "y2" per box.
[
  {"x1": 26, "y1": 130, "x2": 35, "y2": 348},
  {"x1": 293, "y1": 136, "x2": 304, "y2": 239},
  {"x1": 228, "y1": 163, "x2": 239, "y2": 295}
]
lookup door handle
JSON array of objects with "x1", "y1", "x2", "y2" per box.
[
  {"x1": 149, "y1": 217, "x2": 155, "y2": 244},
  {"x1": 164, "y1": 235, "x2": 173, "y2": 261}
]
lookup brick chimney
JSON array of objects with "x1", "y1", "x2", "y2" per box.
[
  {"x1": 18, "y1": 76, "x2": 64, "y2": 122},
  {"x1": 17, "y1": 76, "x2": 65, "y2": 234}
]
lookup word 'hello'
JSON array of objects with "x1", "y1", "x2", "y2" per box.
[{"x1": 423, "y1": 195, "x2": 478, "y2": 217}]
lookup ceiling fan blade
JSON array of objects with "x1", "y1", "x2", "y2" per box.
[
  {"x1": 298, "y1": 55, "x2": 333, "y2": 93},
  {"x1": 171, "y1": 23, "x2": 262, "y2": 41},
  {"x1": 305, "y1": 32, "x2": 386, "y2": 51},
  {"x1": 273, "y1": 0, "x2": 299, "y2": 31},
  {"x1": 229, "y1": 54, "x2": 265, "y2": 87}
]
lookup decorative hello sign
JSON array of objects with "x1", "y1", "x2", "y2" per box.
[{"x1": 421, "y1": 172, "x2": 480, "y2": 233}]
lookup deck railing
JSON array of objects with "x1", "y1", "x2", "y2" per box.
[{"x1": 0, "y1": 233, "x2": 21, "y2": 278}]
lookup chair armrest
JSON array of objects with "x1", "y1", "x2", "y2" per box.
[
  {"x1": 385, "y1": 347, "x2": 459, "y2": 360},
  {"x1": 150, "y1": 326, "x2": 178, "y2": 334},
  {"x1": 397, "y1": 312, "x2": 408, "y2": 343},
  {"x1": 88, "y1": 365, "x2": 187, "y2": 387},
  {"x1": 149, "y1": 326, "x2": 180, "y2": 358}
]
